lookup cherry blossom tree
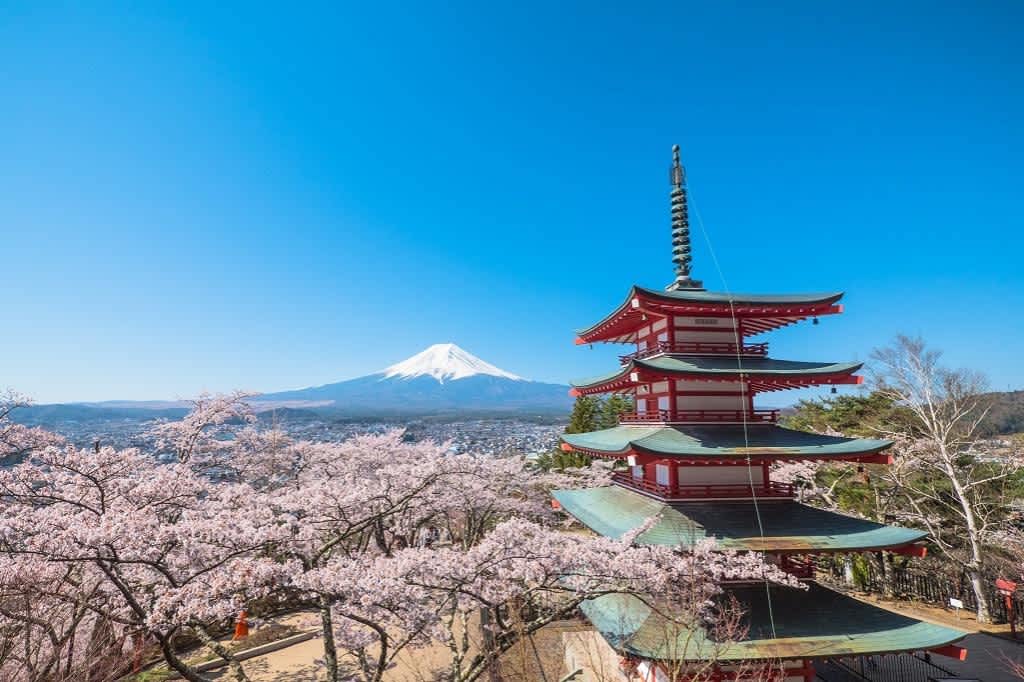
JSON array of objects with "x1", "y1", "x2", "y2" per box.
[
  {"x1": 0, "y1": 556, "x2": 127, "y2": 682},
  {"x1": 253, "y1": 431, "x2": 546, "y2": 680},
  {"x1": 0, "y1": 389, "x2": 64, "y2": 461},
  {"x1": 0, "y1": 394, "x2": 800, "y2": 682},
  {"x1": 0, "y1": 444, "x2": 288, "y2": 682},
  {"x1": 149, "y1": 390, "x2": 257, "y2": 464},
  {"x1": 295, "y1": 519, "x2": 800, "y2": 682}
]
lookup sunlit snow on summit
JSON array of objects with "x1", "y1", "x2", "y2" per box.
[{"x1": 381, "y1": 343, "x2": 524, "y2": 383}]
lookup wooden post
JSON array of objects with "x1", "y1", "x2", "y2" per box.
[{"x1": 1006, "y1": 593, "x2": 1016, "y2": 638}]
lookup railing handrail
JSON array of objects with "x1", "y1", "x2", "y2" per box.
[
  {"x1": 620, "y1": 340, "x2": 769, "y2": 363},
  {"x1": 618, "y1": 408, "x2": 779, "y2": 424},
  {"x1": 612, "y1": 472, "x2": 795, "y2": 500}
]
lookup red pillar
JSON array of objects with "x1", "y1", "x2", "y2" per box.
[
  {"x1": 668, "y1": 458, "x2": 680, "y2": 493},
  {"x1": 746, "y1": 380, "x2": 754, "y2": 420},
  {"x1": 668, "y1": 375, "x2": 677, "y2": 421}
]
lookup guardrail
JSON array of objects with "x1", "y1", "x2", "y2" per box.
[
  {"x1": 612, "y1": 473, "x2": 795, "y2": 500},
  {"x1": 618, "y1": 409, "x2": 779, "y2": 424},
  {"x1": 620, "y1": 341, "x2": 769, "y2": 363}
]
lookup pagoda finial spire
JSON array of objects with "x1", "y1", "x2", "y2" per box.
[{"x1": 666, "y1": 144, "x2": 703, "y2": 291}]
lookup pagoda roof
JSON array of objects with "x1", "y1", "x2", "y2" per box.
[
  {"x1": 571, "y1": 357, "x2": 863, "y2": 394},
  {"x1": 576, "y1": 286, "x2": 845, "y2": 344},
  {"x1": 552, "y1": 486, "x2": 924, "y2": 551},
  {"x1": 561, "y1": 424, "x2": 891, "y2": 460},
  {"x1": 634, "y1": 286, "x2": 844, "y2": 307},
  {"x1": 580, "y1": 582, "x2": 965, "y2": 662}
]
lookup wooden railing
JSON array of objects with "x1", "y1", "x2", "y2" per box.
[
  {"x1": 618, "y1": 409, "x2": 779, "y2": 424},
  {"x1": 612, "y1": 472, "x2": 795, "y2": 500},
  {"x1": 620, "y1": 340, "x2": 768, "y2": 363}
]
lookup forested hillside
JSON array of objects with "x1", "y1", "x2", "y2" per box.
[{"x1": 982, "y1": 390, "x2": 1024, "y2": 435}]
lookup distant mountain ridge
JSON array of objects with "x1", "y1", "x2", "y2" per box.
[
  {"x1": 14, "y1": 344, "x2": 571, "y2": 429},
  {"x1": 255, "y1": 343, "x2": 569, "y2": 414}
]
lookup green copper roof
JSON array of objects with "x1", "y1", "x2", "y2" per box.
[
  {"x1": 552, "y1": 486, "x2": 925, "y2": 551},
  {"x1": 561, "y1": 424, "x2": 891, "y2": 459},
  {"x1": 634, "y1": 286, "x2": 844, "y2": 307},
  {"x1": 581, "y1": 582, "x2": 965, "y2": 662},
  {"x1": 571, "y1": 357, "x2": 862, "y2": 389}
]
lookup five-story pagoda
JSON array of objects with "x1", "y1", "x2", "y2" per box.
[{"x1": 553, "y1": 146, "x2": 966, "y2": 682}]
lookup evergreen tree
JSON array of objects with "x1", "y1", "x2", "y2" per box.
[
  {"x1": 599, "y1": 394, "x2": 634, "y2": 429},
  {"x1": 782, "y1": 391, "x2": 914, "y2": 438},
  {"x1": 565, "y1": 395, "x2": 601, "y2": 434}
]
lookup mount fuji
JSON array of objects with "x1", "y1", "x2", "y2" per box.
[{"x1": 254, "y1": 344, "x2": 571, "y2": 415}]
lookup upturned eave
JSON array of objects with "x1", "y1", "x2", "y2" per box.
[
  {"x1": 574, "y1": 286, "x2": 846, "y2": 344},
  {"x1": 559, "y1": 424, "x2": 892, "y2": 461},
  {"x1": 569, "y1": 356, "x2": 864, "y2": 395}
]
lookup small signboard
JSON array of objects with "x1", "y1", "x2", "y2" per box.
[{"x1": 949, "y1": 597, "x2": 963, "y2": 620}]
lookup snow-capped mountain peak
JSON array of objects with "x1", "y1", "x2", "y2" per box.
[{"x1": 381, "y1": 343, "x2": 524, "y2": 383}]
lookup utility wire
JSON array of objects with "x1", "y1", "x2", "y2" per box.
[{"x1": 688, "y1": 189, "x2": 779, "y2": 641}]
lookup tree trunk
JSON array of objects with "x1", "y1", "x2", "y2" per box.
[
  {"x1": 156, "y1": 632, "x2": 209, "y2": 682},
  {"x1": 875, "y1": 552, "x2": 894, "y2": 599},
  {"x1": 320, "y1": 596, "x2": 340, "y2": 682},
  {"x1": 967, "y1": 569, "x2": 991, "y2": 624},
  {"x1": 942, "y1": 449, "x2": 991, "y2": 624},
  {"x1": 479, "y1": 607, "x2": 502, "y2": 682},
  {"x1": 193, "y1": 623, "x2": 251, "y2": 682}
]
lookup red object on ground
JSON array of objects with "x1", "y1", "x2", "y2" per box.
[
  {"x1": 930, "y1": 644, "x2": 967, "y2": 661},
  {"x1": 996, "y1": 578, "x2": 1018, "y2": 593},
  {"x1": 232, "y1": 610, "x2": 249, "y2": 640},
  {"x1": 551, "y1": 498, "x2": 562, "y2": 510}
]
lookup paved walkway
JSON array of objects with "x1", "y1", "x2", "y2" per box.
[
  {"x1": 204, "y1": 628, "x2": 453, "y2": 681},
  {"x1": 206, "y1": 633, "x2": 323, "y2": 681},
  {"x1": 203, "y1": 612, "x2": 1024, "y2": 681},
  {"x1": 934, "y1": 632, "x2": 1024, "y2": 682}
]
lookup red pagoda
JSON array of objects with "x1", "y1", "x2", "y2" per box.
[{"x1": 553, "y1": 146, "x2": 966, "y2": 682}]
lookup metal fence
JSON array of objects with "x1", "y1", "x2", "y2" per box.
[{"x1": 815, "y1": 556, "x2": 1024, "y2": 627}]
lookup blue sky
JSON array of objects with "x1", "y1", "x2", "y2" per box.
[{"x1": 3, "y1": 2, "x2": 1022, "y2": 403}]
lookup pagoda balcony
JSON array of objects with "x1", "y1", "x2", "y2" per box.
[
  {"x1": 619, "y1": 340, "x2": 768, "y2": 364},
  {"x1": 618, "y1": 408, "x2": 780, "y2": 425},
  {"x1": 612, "y1": 472, "x2": 795, "y2": 500}
]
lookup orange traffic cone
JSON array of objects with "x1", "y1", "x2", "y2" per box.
[{"x1": 232, "y1": 610, "x2": 249, "y2": 640}]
